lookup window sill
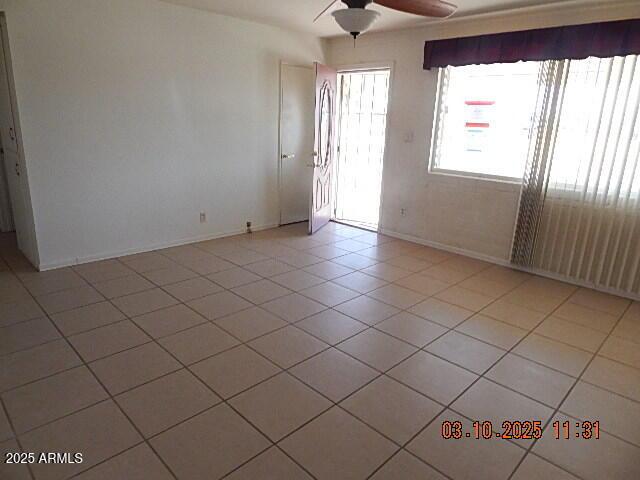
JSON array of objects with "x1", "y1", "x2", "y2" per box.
[{"x1": 428, "y1": 168, "x2": 523, "y2": 186}]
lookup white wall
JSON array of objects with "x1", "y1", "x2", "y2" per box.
[
  {"x1": 326, "y1": 0, "x2": 640, "y2": 262},
  {"x1": 0, "y1": 0, "x2": 325, "y2": 269}
]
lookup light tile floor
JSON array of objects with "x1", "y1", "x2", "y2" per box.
[{"x1": 1, "y1": 222, "x2": 639, "y2": 480}]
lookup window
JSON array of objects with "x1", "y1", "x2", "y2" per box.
[
  {"x1": 430, "y1": 57, "x2": 640, "y2": 194},
  {"x1": 431, "y1": 62, "x2": 542, "y2": 180},
  {"x1": 545, "y1": 56, "x2": 640, "y2": 201}
]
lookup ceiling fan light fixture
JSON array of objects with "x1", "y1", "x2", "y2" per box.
[{"x1": 332, "y1": 8, "x2": 380, "y2": 39}]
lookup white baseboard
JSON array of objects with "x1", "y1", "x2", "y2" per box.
[
  {"x1": 381, "y1": 228, "x2": 640, "y2": 303},
  {"x1": 514, "y1": 265, "x2": 640, "y2": 302},
  {"x1": 379, "y1": 228, "x2": 511, "y2": 267},
  {"x1": 39, "y1": 223, "x2": 640, "y2": 303},
  {"x1": 38, "y1": 223, "x2": 279, "y2": 271}
]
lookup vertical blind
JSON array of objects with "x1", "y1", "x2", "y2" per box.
[
  {"x1": 513, "y1": 54, "x2": 640, "y2": 296},
  {"x1": 511, "y1": 60, "x2": 567, "y2": 265}
]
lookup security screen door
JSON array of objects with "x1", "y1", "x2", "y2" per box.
[{"x1": 334, "y1": 69, "x2": 390, "y2": 230}]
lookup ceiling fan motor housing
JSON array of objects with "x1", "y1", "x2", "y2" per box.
[{"x1": 342, "y1": 0, "x2": 374, "y2": 8}]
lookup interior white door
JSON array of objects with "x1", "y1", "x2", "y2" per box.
[
  {"x1": 309, "y1": 63, "x2": 337, "y2": 235},
  {"x1": 0, "y1": 21, "x2": 29, "y2": 250},
  {"x1": 279, "y1": 64, "x2": 315, "y2": 225}
]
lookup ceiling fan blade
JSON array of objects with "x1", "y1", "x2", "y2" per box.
[
  {"x1": 314, "y1": 0, "x2": 341, "y2": 22},
  {"x1": 374, "y1": 0, "x2": 457, "y2": 17}
]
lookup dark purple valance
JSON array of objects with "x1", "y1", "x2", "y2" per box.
[{"x1": 424, "y1": 19, "x2": 640, "y2": 70}]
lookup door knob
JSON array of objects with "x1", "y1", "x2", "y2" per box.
[{"x1": 281, "y1": 153, "x2": 295, "y2": 160}]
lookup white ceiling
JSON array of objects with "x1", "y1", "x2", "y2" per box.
[{"x1": 159, "y1": 0, "x2": 575, "y2": 37}]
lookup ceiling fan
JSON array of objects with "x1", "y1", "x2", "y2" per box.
[{"x1": 315, "y1": 0, "x2": 457, "y2": 39}]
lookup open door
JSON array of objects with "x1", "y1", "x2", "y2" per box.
[
  {"x1": 309, "y1": 63, "x2": 337, "y2": 235},
  {"x1": 0, "y1": 20, "x2": 27, "y2": 247}
]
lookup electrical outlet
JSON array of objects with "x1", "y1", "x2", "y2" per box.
[
  {"x1": 400, "y1": 208, "x2": 407, "y2": 217},
  {"x1": 246, "y1": 221, "x2": 252, "y2": 234},
  {"x1": 200, "y1": 212, "x2": 206, "y2": 223}
]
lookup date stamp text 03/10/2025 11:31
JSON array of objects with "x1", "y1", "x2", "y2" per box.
[{"x1": 441, "y1": 420, "x2": 601, "y2": 440}]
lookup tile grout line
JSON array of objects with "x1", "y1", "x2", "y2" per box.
[
  {"x1": 149, "y1": 255, "x2": 638, "y2": 430},
  {"x1": 364, "y1": 267, "x2": 589, "y2": 480},
  {"x1": 84, "y1": 246, "x2": 350, "y2": 478},
  {"x1": 0, "y1": 233, "x2": 564, "y2": 479},
  {"x1": 505, "y1": 299, "x2": 635, "y2": 480},
  {"x1": 8, "y1": 280, "x2": 632, "y2": 478},
  {"x1": 0, "y1": 394, "x2": 36, "y2": 480},
  {"x1": 128, "y1": 228, "x2": 404, "y2": 479},
  {"x1": 7, "y1": 285, "x2": 630, "y2": 399},
  {"x1": 71, "y1": 252, "x2": 328, "y2": 480},
  {"x1": 6, "y1": 264, "x2": 184, "y2": 480},
  {"x1": 6, "y1": 288, "x2": 634, "y2": 407},
  {"x1": 118, "y1": 231, "x2": 501, "y2": 479},
  {"x1": 352, "y1": 261, "x2": 540, "y2": 478},
  {"x1": 0, "y1": 234, "x2": 468, "y2": 359},
  {"x1": 201, "y1": 249, "x2": 460, "y2": 479},
  {"x1": 2, "y1": 227, "x2": 636, "y2": 480}
]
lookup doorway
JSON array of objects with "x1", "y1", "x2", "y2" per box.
[
  {"x1": 334, "y1": 68, "x2": 390, "y2": 230},
  {"x1": 279, "y1": 63, "x2": 315, "y2": 226},
  {"x1": 0, "y1": 13, "x2": 36, "y2": 264}
]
